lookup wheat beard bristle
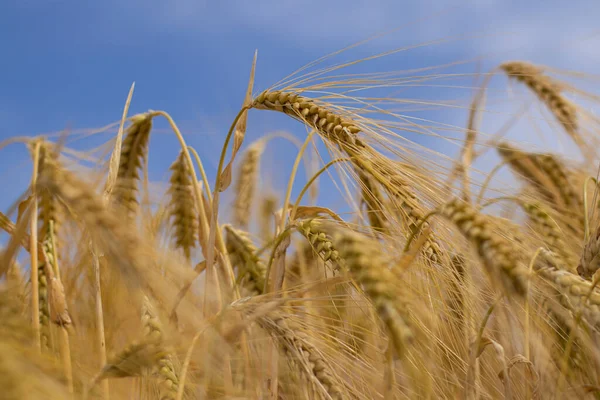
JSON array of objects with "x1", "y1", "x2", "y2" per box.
[{"x1": 500, "y1": 61, "x2": 583, "y2": 153}]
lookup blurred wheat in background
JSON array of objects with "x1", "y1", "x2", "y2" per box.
[{"x1": 3, "y1": 3, "x2": 600, "y2": 399}]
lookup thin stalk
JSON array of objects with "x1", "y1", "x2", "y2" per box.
[
  {"x1": 30, "y1": 140, "x2": 41, "y2": 352},
  {"x1": 187, "y1": 145, "x2": 212, "y2": 205},
  {"x1": 90, "y1": 244, "x2": 109, "y2": 399},
  {"x1": 262, "y1": 228, "x2": 293, "y2": 294},
  {"x1": 151, "y1": 110, "x2": 241, "y2": 316},
  {"x1": 202, "y1": 106, "x2": 249, "y2": 315},
  {"x1": 279, "y1": 129, "x2": 318, "y2": 233},
  {"x1": 290, "y1": 157, "x2": 350, "y2": 222}
]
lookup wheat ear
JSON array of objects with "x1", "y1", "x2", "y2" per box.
[
  {"x1": 168, "y1": 150, "x2": 198, "y2": 261},
  {"x1": 439, "y1": 199, "x2": 529, "y2": 296},
  {"x1": 112, "y1": 113, "x2": 153, "y2": 218},
  {"x1": 224, "y1": 224, "x2": 267, "y2": 295},
  {"x1": 233, "y1": 141, "x2": 265, "y2": 229}
]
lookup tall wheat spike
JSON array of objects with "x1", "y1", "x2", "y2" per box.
[
  {"x1": 112, "y1": 113, "x2": 153, "y2": 218},
  {"x1": 168, "y1": 150, "x2": 198, "y2": 261},
  {"x1": 233, "y1": 141, "x2": 264, "y2": 229}
]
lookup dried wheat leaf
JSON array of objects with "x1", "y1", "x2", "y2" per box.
[{"x1": 220, "y1": 50, "x2": 257, "y2": 191}]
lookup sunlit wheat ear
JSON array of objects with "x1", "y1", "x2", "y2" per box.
[
  {"x1": 253, "y1": 90, "x2": 362, "y2": 148},
  {"x1": 257, "y1": 313, "x2": 346, "y2": 400},
  {"x1": 112, "y1": 112, "x2": 153, "y2": 218},
  {"x1": 168, "y1": 150, "x2": 198, "y2": 261},
  {"x1": 323, "y1": 223, "x2": 414, "y2": 359},
  {"x1": 500, "y1": 61, "x2": 584, "y2": 153},
  {"x1": 439, "y1": 199, "x2": 529, "y2": 296},
  {"x1": 141, "y1": 296, "x2": 179, "y2": 399},
  {"x1": 233, "y1": 141, "x2": 265, "y2": 229},
  {"x1": 224, "y1": 224, "x2": 266, "y2": 295},
  {"x1": 295, "y1": 219, "x2": 345, "y2": 271}
]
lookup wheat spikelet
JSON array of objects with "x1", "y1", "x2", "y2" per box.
[
  {"x1": 224, "y1": 224, "x2": 266, "y2": 295},
  {"x1": 233, "y1": 141, "x2": 264, "y2": 229},
  {"x1": 167, "y1": 150, "x2": 198, "y2": 261},
  {"x1": 258, "y1": 313, "x2": 346, "y2": 400},
  {"x1": 141, "y1": 297, "x2": 179, "y2": 399},
  {"x1": 112, "y1": 113, "x2": 153, "y2": 218},
  {"x1": 439, "y1": 199, "x2": 529, "y2": 296},
  {"x1": 500, "y1": 61, "x2": 583, "y2": 152}
]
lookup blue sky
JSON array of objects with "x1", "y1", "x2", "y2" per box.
[{"x1": 2, "y1": 0, "x2": 600, "y2": 217}]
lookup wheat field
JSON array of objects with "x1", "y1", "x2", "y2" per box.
[{"x1": 2, "y1": 40, "x2": 600, "y2": 400}]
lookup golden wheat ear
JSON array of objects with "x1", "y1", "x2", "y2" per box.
[
  {"x1": 233, "y1": 141, "x2": 265, "y2": 229},
  {"x1": 112, "y1": 113, "x2": 153, "y2": 219},
  {"x1": 167, "y1": 150, "x2": 198, "y2": 262}
]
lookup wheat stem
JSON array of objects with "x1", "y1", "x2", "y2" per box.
[
  {"x1": 30, "y1": 140, "x2": 41, "y2": 353},
  {"x1": 290, "y1": 158, "x2": 350, "y2": 222}
]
